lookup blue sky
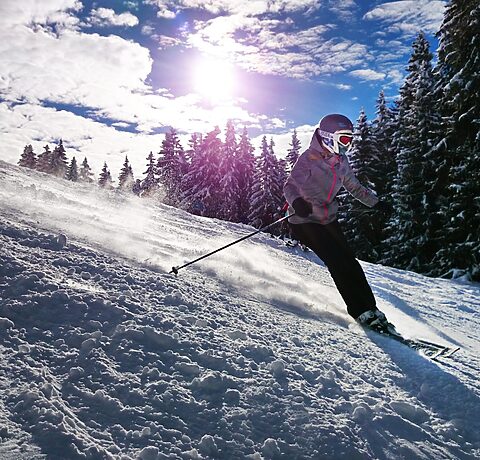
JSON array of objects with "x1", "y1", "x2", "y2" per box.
[{"x1": 0, "y1": 0, "x2": 446, "y2": 176}]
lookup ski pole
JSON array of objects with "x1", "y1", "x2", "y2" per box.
[{"x1": 170, "y1": 212, "x2": 294, "y2": 275}]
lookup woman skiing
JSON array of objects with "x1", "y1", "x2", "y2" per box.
[{"x1": 284, "y1": 114, "x2": 392, "y2": 331}]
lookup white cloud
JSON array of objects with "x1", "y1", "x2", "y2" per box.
[
  {"x1": 144, "y1": 0, "x2": 321, "y2": 17},
  {"x1": 364, "y1": 1, "x2": 446, "y2": 36},
  {"x1": 0, "y1": 0, "x2": 82, "y2": 27},
  {"x1": 386, "y1": 68, "x2": 404, "y2": 85},
  {"x1": 143, "y1": 1, "x2": 381, "y2": 82},
  {"x1": 0, "y1": 26, "x2": 151, "y2": 106},
  {"x1": 0, "y1": 102, "x2": 161, "y2": 177},
  {"x1": 141, "y1": 24, "x2": 155, "y2": 35},
  {"x1": 157, "y1": 35, "x2": 184, "y2": 49},
  {"x1": 349, "y1": 69, "x2": 386, "y2": 81},
  {"x1": 124, "y1": 1, "x2": 140, "y2": 10},
  {"x1": 0, "y1": 7, "x2": 258, "y2": 136},
  {"x1": 328, "y1": 0, "x2": 359, "y2": 22},
  {"x1": 251, "y1": 123, "x2": 315, "y2": 159},
  {"x1": 335, "y1": 83, "x2": 352, "y2": 90},
  {"x1": 88, "y1": 8, "x2": 139, "y2": 27},
  {"x1": 0, "y1": 102, "x2": 260, "y2": 179},
  {"x1": 187, "y1": 15, "x2": 369, "y2": 79}
]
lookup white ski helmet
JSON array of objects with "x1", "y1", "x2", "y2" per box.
[{"x1": 315, "y1": 114, "x2": 353, "y2": 155}]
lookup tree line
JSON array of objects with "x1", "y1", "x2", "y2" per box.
[
  {"x1": 339, "y1": 0, "x2": 479, "y2": 281},
  {"x1": 17, "y1": 123, "x2": 301, "y2": 228},
  {"x1": 17, "y1": 0, "x2": 479, "y2": 281}
]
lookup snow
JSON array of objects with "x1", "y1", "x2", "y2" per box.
[{"x1": 0, "y1": 159, "x2": 479, "y2": 459}]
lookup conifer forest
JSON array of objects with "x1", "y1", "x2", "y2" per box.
[{"x1": 17, "y1": 1, "x2": 479, "y2": 281}]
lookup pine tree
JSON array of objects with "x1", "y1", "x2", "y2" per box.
[
  {"x1": 343, "y1": 109, "x2": 381, "y2": 261},
  {"x1": 371, "y1": 90, "x2": 397, "y2": 198},
  {"x1": 79, "y1": 157, "x2": 94, "y2": 182},
  {"x1": 118, "y1": 156, "x2": 135, "y2": 190},
  {"x1": 141, "y1": 152, "x2": 158, "y2": 197},
  {"x1": 286, "y1": 129, "x2": 301, "y2": 171},
  {"x1": 236, "y1": 127, "x2": 256, "y2": 224},
  {"x1": 218, "y1": 120, "x2": 240, "y2": 221},
  {"x1": 66, "y1": 157, "x2": 79, "y2": 181},
  {"x1": 36, "y1": 145, "x2": 52, "y2": 173},
  {"x1": 179, "y1": 133, "x2": 201, "y2": 208},
  {"x1": 248, "y1": 136, "x2": 282, "y2": 229},
  {"x1": 98, "y1": 162, "x2": 113, "y2": 188},
  {"x1": 277, "y1": 158, "x2": 288, "y2": 204},
  {"x1": 18, "y1": 144, "x2": 37, "y2": 169},
  {"x1": 430, "y1": 0, "x2": 480, "y2": 280},
  {"x1": 50, "y1": 140, "x2": 68, "y2": 178},
  {"x1": 181, "y1": 127, "x2": 223, "y2": 217},
  {"x1": 157, "y1": 128, "x2": 186, "y2": 206},
  {"x1": 269, "y1": 138, "x2": 284, "y2": 209},
  {"x1": 185, "y1": 132, "x2": 202, "y2": 165},
  {"x1": 383, "y1": 32, "x2": 438, "y2": 272}
]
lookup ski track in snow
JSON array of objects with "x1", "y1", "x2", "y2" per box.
[{"x1": 0, "y1": 160, "x2": 479, "y2": 460}]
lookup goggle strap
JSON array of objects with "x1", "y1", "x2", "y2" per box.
[{"x1": 318, "y1": 129, "x2": 334, "y2": 139}]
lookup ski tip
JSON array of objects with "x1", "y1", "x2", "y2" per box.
[
  {"x1": 442, "y1": 346, "x2": 461, "y2": 358},
  {"x1": 428, "y1": 345, "x2": 461, "y2": 360}
]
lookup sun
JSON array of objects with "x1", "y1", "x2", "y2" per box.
[{"x1": 193, "y1": 58, "x2": 235, "y2": 102}]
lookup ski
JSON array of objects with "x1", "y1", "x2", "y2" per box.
[
  {"x1": 363, "y1": 325, "x2": 460, "y2": 360},
  {"x1": 404, "y1": 337, "x2": 460, "y2": 360}
]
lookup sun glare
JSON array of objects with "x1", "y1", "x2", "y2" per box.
[{"x1": 193, "y1": 58, "x2": 235, "y2": 102}]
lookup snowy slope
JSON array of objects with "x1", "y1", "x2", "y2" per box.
[{"x1": 0, "y1": 160, "x2": 479, "y2": 460}]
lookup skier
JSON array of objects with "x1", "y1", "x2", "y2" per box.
[{"x1": 284, "y1": 114, "x2": 392, "y2": 332}]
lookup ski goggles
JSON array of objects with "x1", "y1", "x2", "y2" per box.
[{"x1": 318, "y1": 129, "x2": 353, "y2": 147}]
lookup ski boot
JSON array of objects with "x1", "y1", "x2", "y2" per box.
[{"x1": 357, "y1": 308, "x2": 398, "y2": 336}]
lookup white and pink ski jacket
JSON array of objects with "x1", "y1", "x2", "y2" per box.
[{"x1": 284, "y1": 134, "x2": 379, "y2": 225}]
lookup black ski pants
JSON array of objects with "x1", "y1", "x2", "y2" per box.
[{"x1": 290, "y1": 220, "x2": 376, "y2": 319}]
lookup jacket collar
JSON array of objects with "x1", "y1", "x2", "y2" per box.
[{"x1": 308, "y1": 130, "x2": 337, "y2": 160}]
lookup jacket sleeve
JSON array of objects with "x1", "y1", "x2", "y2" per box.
[
  {"x1": 342, "y1": 161, "x2": 379, "y2": 207},
  {"x1": 283, "y1": 154, "x2": 310, "y2": 205}
]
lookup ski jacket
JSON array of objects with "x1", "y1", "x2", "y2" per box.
[{"x1": 284, "y1": 134, "x2": 379, "y2": 225}]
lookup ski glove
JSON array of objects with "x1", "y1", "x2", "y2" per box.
[
  {"x1": 374, "y1": 200, "x2": 393, "y2": 215},
  {"x1": 292, "y1": 197, "x2": 313, "y2": 218}
]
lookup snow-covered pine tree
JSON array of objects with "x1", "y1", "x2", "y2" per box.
[
  {"x1": 98, "y1": 162, "x2": 113, "y2": 188},
  {"x1": 429, "y1": 0, "x2": 480, "y2": 280},
  {"x1": 118, "y1": 156, "x2": 135, "y2": 190},
  {"x1": 218, "y1": 120, "x2": 240, "y2": 221},
  {"x1": 179, "y1": 133, "x2": 201, "y2": 208},
  {"x1": 269, "y1": 138, "x2": 285, "y2": 210},
  {"x1": 247, "y1": 136, "x2": 282, "y2": 229},
  {"x1": 286, "y1": 129, "x2": 301, "y2": 171},
  {"x1": 236, "y1": 127, "x2": 256, "y2": 224},
  {"x1": 385, "y1": 32, "x2": 438, "y2": 272},
  {"x1": 141, "y1": 152, "x2": 158, "y2": 197},
  {"x1": 66, "y1": 157, "x2": 78, "y2": 182},
  {"x1": 50, "y1": 140, "x2": 68, "y2": 178},
  {"x1": 371, "y1": 93, "x2": 401, "y2": 262},
  {"x1": 181, "y1": 127, "x2": 223, "y2": 217},
  {"x1": 277, "y1": 158, "x2": 288, "y2": 204},
  {"x1": 371, "y1": 90, "x2": 397, "y2": 198},
  {"x1": 185, "y1": 132, "x2": 202, "y2": 165},
  {"x1": 156, "y1": 128, "x2": 186, "y2": 206},
  {"x1": 79, "y1": 157, "x2": 94, "y2": 182},
  {"x1": 18, "y1": 144, "x2": 37, "y2": 169},
  {"x1": 343, "y1": 109, "x2": 381, "y2": 262},
  {"x1": 36, "y1": 145, "x2": 52, "y2": 173}
]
